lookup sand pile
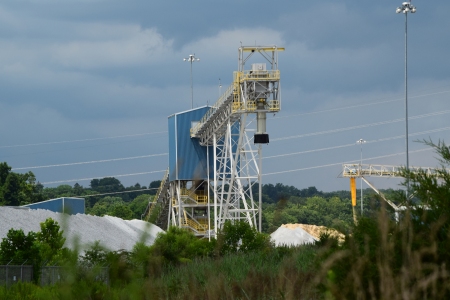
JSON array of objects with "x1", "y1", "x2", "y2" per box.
[
  {"x1": 0, "y1": 207, "x2": 163, "y2": 252},
  {"x1": 271, "y1": 224, "x2": 345, "y2": 247},
  {"x1": 270, "y1": 225, "x2": 317, "y2": 247},
  {"x1": 282, "y1": 224, "x2": 345, "y2": 243}
]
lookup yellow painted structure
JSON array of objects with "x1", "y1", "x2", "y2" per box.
[
  {"x1": 350, "y1": 177, "x2": 356, "y2": 207},
  {"x1": 350, "y1": 177, "x2": 357, "y2": 224}
]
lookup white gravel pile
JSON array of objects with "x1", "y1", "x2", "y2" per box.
[
  {"x1": 0, "y1": 207, "x2": 164, "y2": 252},
  {"x1": 270, "y1": 226, "x2": 318, "y2": 247}
]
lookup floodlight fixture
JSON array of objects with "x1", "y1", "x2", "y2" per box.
[{"x1": 396, "y1": 1, "x2": 416, "y2": 14}]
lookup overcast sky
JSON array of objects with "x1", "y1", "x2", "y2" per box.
[{"x1": 0, "y1": 0, "x2": 449, "y2": 192}]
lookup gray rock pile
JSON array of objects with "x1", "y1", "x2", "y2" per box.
[{"x1": 0, "y1": 207, "x2": 163, "y2": 252}]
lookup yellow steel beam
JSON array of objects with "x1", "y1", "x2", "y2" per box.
[
  {"x1": 350, "y1": 177, "x2": 357, "y2": 224},
  {"x1": 350, "y1": 177, "x2": 357, "y2": 207}
]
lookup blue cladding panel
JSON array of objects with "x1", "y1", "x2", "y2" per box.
[
  {"x1": 168, "y1": 107, "x2": 214, "y2": 181},
  {"x1": 168, "y1": 115, "x2": 177, "y2": 181},
  {"x1": 25, "y1": 198, "x2": 63, "y2": 212},
  {"x1": 62, "y1": 198, "x2": 85, "y2": 214},
  {"x1": 23, "y1": 198, "x2": 85, "y2": 215}
]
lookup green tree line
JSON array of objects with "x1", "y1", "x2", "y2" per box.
[{"x1": 1, "y1": 160, "x2": 403, "y2": 232}]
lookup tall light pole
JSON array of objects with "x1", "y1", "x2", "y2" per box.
[
  {"x1": 357, "y1": 139, "x2": 366, "y2": 215},
  {"x1": 183, "y1": 54, "x2": 200, "y2": 109},
  {"x1": 396, "y1": 1, "x2": 416, "y2": 198}
]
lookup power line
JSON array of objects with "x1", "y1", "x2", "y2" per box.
[
  {"x1": 265, "y1": 143, "x2": 355, "y2": 159},
  {"x1": 12, "y1": 153, "x2": 168, "y2": 170},
  {"x1": 38, "y1": 144, "x2": 437, "y2": 187},
  {"x1": 13, "y1": 121, "x2": 447, "y2": 172},
  {"x1": 272, "y1": 109, "x2": 450, "y2": 142},
  {"x1": 41, "y1": 170, "x2": 166, "y2": 185},
  {"x1": 36, "y1": 125, "x2": 450, "y2": 185},
  {"x1": 82, "y1": 188, "x2": 159, "y2": 198},
  {"x1": 40, "y1": 147, "x2": 432, "y2": 186},
  {"x1": 273, "y1": 89, "x2": 450, "y2": 120},
  {"x1": 2, "y1": 88, "x2": 447, "y2": 151},
  {"x1": 0, "y1": 136, "x2": 161, "y2": 159},
  {"x1": 23, "y1": 91, "x2": 449, "y2": 186},
  {"x1": 7, "y1": 122, "x2": 445, "y2": 187},
  {"x1": 265, "y1": 126, "x2": 450, "y2": 159},
  {"x1": 0, "y1": 131, "x2": 167, "y2": 149},
  {"x1": 263, "y1": 148, "x2": 432, "y2": 176}
]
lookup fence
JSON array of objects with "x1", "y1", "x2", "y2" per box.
[
  {"x1": 0, "y1": 263, "x2": 33, "y2": 286},
  {"x1": 41, "y1": 265, "x2": 109, "y2": 286},
  {"x1": 0, "y1": 262, "x2": 109, "y2": 287}
]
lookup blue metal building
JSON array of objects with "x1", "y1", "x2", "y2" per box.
[
  {"x1": 22, "y1": 197, "x2": 85, "y2": 215},
  {"x1": 168, "y1": 107, "x2": 215, "y2": 182}
]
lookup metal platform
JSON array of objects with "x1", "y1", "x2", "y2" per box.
[{"x1": 342, "y1": 163, "x2": 442, "y2": 178}]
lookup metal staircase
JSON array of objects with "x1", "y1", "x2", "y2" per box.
[{"x1": 142, "y1": 168, "x2": 170, "y2": 229}]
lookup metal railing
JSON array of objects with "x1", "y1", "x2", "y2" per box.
[
  {"x1": 268, "y1": 100, "x2": 280, "y2": 111},
  {"x1": 182, "y1": 217, "x2": 208, "y2": 234},
  {"x1": 180, "y1": 188, "x2": 208, "y2": 204},
  {"x1": 190, "y1": 82, "x2": 236, "y2": 137},
  {"x1": 342, "y1": 163, "x2": 445, "y2": 178},
  {"x1": 240, "y1": 69, "x2": 280, "y2": 81},
  {"x1": 190, "y1": 69, "x2": 281, "y2": 139}
]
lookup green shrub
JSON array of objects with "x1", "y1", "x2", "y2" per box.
[{"x1": 317, "y1": 140, "x2": 450, "y2": 299}]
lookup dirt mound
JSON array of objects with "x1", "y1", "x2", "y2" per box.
[{"x1": 281, "y1": 224, "x2": 345, "y2": 243}]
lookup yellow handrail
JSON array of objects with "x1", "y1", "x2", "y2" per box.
[
  {"x1": 190, "y1": 70, "x2": 280, "y2": 138},
  {"x1": 240, "y1": 70, "x2": 280, "y2": 82},
  {"x1": 182, "y1": 216, "x2": 208, "y2": 233},
  {"x1": 268, "y1": 100, "x2": 280, "y2": 111},
  {"x1": 190, "y1": 71, "x2": 242, "y2": 137},
  {"x1": 179, "y1": 188, "x2": 208, "y2": 204},
  {"x1": 247, "y1": 100, "x2": 256, "y2": 111}
]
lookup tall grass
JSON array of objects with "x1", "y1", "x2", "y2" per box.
[
  {"x1": 316, "y1": 203, "x2": 450, "y2": 299},
  {"x1": 142, "y1": 245, "x2": 318, "y2": 299},
  {"x1": 0, "y1": 245, "x2": 320, "y2": 299}
]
